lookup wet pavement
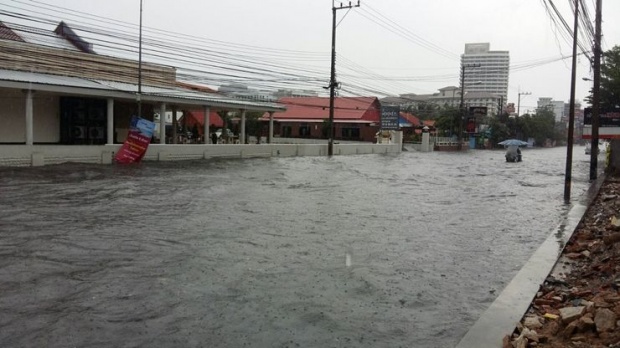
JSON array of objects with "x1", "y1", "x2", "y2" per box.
[{"x1": 0, "y1": 147, "x2": 595, "y2": 347}]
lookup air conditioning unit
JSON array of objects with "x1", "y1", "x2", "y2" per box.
[
  {"x1": 89, "y1": 127, "x2": 104, "y2": 140},
  {"x1": 72, "y1": 126, "x2": 87, "y2": 139}
]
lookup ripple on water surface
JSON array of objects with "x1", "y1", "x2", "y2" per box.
[{"x1": 0, "y1": 147, "x2": 594, "y2": 347}]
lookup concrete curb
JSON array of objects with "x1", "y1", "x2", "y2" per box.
[{"x1": 455, "y1": 174, "x2": 607, "y2": 348}]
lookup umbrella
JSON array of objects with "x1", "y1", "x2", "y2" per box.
[{"x1": 498, "y1": 139, "x2": 528, "y2": 146}]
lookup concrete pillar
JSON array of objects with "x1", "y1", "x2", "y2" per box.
[
  {"x1": 204, "y1": 106, "x2": 210, "y2": 144},
  {"x1": 171, "y1": 106, "x2": 178, "y2": 144},
  {"x1": 391, "y1": 131, "x2": 403, "y2": 152},
  {"x1": 107, "y1": 98, "x2": 114, "y2": 145},
  {"x1": 31, "y1": 152, "x2": 44, "y2": 166},
  {"x1": 268, "y1": 111, "x2": 274, "y2": 144},
  {"x1": 181, "y1": 109, "x2": 187, "y2": 137},
  {"x1": 159, "y1": 102, "x2": 166, "y2": 144},
  {"x1": 421, "y1": 127, "x2": 430, "y2": 152},
  {"x1": 240, "y1": 109, "x2": 246, "y2": 144},
  {"x1": 25, "y1": 90, "x2": 34, "y2": 145}
]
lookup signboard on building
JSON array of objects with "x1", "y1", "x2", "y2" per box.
[
  {"x1": 583, "y1": 106, "x2": 620, "y2": 139},
  {"x1": 380, "y1": 106, "x2": 400, "y2": 130}
]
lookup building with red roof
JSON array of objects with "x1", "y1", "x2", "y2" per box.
[
  {"x1": 178, "y1": 110, "x2": 225, "y2": 137},
  {"x1": 398, "y1": 111, "x2": 421, "y2": 139},
  {"x1": 262, "y1": 96, "x2": 381, "y2": 142}
]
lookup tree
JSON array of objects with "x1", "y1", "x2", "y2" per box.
[
  {"x1": 601, "y1": 46, "x2": 620, "y2": 110},
  {"x1": 587, "y1": 45, "x2": 620, "y2": 110},
  {"x1": 488, "y1": 116, "x2": 511, "y2": 147},
  {"x1": 244, "y1": 111, "x2": 264, "y2": 142},
  {"x1": 433, "y1": 108, "x2": 459, "y2": 136},
  {"x1": 413, "y1": 102, "x2": 441, "y2": 120},
  {"x1": 518, "y1": 108, "x2": 558, "y2": 145}
]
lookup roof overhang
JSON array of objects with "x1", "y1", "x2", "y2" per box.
[{"x1": 0, "y1": 69, "x2": 286, "y2": 112}]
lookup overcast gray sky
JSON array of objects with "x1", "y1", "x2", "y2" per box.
[{"x1": 3, "y1": 0, "x2": 619, "y2": 112}]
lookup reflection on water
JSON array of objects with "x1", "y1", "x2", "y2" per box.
[{"x1": 0, "y1": 147, "x2": 593, "y2": 347}]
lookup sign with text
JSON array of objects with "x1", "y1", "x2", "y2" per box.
[
  {"x1": 583, "y1": 106, "x2": 620, "y2": 139},
  {"x1": 115, "y1": 116, "x2": 155, "y2": 164},
  {"x1": 584, "y1": 107, "x2": 620, "y2": 127},
  {"x1": 380, "y1": 106, "x2": 400, "y2": 130}
]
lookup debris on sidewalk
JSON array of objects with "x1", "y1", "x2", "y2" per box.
[{"x1": 504, "y1": 177, "x2": 620, "y2": 348}]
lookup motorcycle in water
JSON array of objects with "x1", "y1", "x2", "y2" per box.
[{"x1": 505, "y1": 146, "x2": 522, "y2": 162}]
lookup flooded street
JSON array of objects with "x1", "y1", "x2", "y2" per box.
[{"x1": 0, "y1": 147, "x2": 596, "y2": 347}]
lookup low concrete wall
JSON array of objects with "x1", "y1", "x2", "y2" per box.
[
  {"x1": 271, "y1": 137, "x2": 368, "y2": 145},
  {"x1": 0, "y1": 145, "x2": 115, "y2": 166},
  {"x1": 0, "y1": 142, "x2": 401, "y2": 167},
  {"x1": 404, "y1": 142, "x2": 435, "y2": 152}
]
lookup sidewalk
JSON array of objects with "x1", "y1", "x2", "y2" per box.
[{"x1": 503, "y1": 174, "x2": 620, "y2": 347}]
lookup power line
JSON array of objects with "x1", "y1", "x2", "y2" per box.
[{"x1": 359, "y1": 3, "x2": 459, "y2": 60}]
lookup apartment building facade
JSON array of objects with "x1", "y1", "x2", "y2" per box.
[{"x1": 460, "y1": 43, "x2": 510, "y2": 101}]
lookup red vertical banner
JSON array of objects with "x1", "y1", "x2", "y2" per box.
[{"x1": 115, "y1": 116, "x2": 155, "y2": 164}]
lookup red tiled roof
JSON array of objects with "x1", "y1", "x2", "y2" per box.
[
  {"x1": 181, "y1": 110, "x2": 224, "y2": 130},
  {"x1": 423, "y1": 120, "x2": 435, "y2": 127},
  {"x1": 0, "y1": 22, "x2": 24, "y2": 42},
  {"x1": 263, "y1": 96, "x2": 380, "y2": 122},
  {"x1": 400, "y1": 112, "x2": 421, "y2": 127}
]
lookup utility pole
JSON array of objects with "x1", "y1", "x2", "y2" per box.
[
  {"x1": 517, "y1": 91, "x2": 531, "y2": 116},
  {"x1": 137, "y1": 0, "x2": 143, "y2": 118},
  {"x1": 458, "y1": 63, "x2": 480, "y2": 150},
  {"x1": 564, "y1": 0, "x2": 579, "y2": 203},
  {"x1": 589, "y1": 0, "x2": 602, "y2": 181},
  {"x1": 498, "y1": 95, "x2": 504, "y2": 115},
  {"x1": 328, "y1": 1, "x2": 360, "y2": 156}
]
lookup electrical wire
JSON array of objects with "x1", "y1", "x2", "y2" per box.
[{"x1": 0, "y1": 0, "x2": 602, "y2": 101}]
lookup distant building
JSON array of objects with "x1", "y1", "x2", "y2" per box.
[
  {"x1": 537, "y1": 98, "x2": 565, "y2": 122},
  {"x1": 564, "y1": 101, "x2": 583, "y2": 122},
  {"x1": 429, "y1": 86, "x2": 460, "y2": 108},
  {"x1": 380, "y1": 87, "x2": 502, "y2": 117},
  {"x1": 273, "y1": 89, "x2": 319, "y2": 98},
  {"x1": 218, "y1": 83, "x2": 277, "y2": 102},
  {"x1": 379, "y1": 93, "x2": 432, "y2": 110},
  {"x1": 460, "y1": 43, "x2": 510, "y2": 101},
  {"x1": 261, "y1": 96, "x2": 381, "y2": 142}
]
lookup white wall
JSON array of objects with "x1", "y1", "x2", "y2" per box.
[
  {"x1": 0, "y1": 88, "x2": 26, "y2": 142},
  {"x1": 0, "y1": 88, "x2": 59, "y2": 143},
  {"x1": 0, "y1": 142, "x2": 402, "y2": 167},
  {"x1": 271, "y1": 137, "x2": 368, "y2": 145},
  {"x1": 34, "y1": 93, "x2": 60, "y2": 143}
]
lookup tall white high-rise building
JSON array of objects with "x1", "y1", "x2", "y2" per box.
[{"x1": 460, "y1": 43, "x2": 510, "y2": 101}]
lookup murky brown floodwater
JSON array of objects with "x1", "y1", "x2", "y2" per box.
[{"x1": 0, "y1": 146, "x2": 596, "y2": 347}]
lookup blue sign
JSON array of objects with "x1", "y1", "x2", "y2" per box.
[
  {"x1": 381, "y1": 106, "x2": 400, "y2": 130},
  {"x1": 130, "y1": 116, "x2": 156, "y2": 138}
]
